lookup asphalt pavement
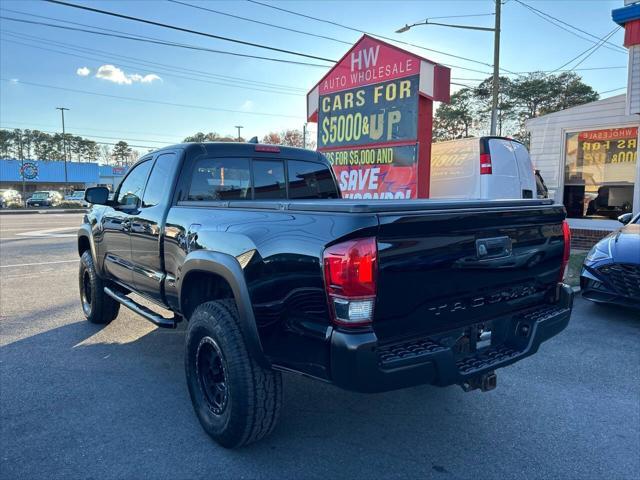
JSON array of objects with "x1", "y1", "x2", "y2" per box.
[{"x1": 1, "y1": 213, "x2": 639, "y2": 479}]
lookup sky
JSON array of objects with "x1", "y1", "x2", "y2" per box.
[{"x1": 0, "y1": 0, "x2": 628, "y2": 155}]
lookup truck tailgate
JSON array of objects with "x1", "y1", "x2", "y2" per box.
[{"x1": 373, "y1": 203, "x2": 566, "y2": 342}]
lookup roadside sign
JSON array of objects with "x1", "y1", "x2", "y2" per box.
[{"x1": 307, "y1": 35, "x2": 450, "y2": 199}]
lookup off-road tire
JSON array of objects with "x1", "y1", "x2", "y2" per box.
[
  {"x1": 79, "y1": 250, "x2": 120, "y2": 324},
  {"x1": 185, "y1": 300, "x2": 282, "y2": 448}
]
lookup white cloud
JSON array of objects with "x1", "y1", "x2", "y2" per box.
[
  {"x1": 240, "y1": 100, "x2": 254, "y2": 111},
  {"x1": 76, "y1": 66, "x2": 91, "y2": 77},
  {"x1": 95, "y1": 64, "x2": 162, "y2": 85}
]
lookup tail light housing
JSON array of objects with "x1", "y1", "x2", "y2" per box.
[
  {"x1": 480, "y1": 153, "x2": 493, "y2": 175},
  {"x1": 323, "y1": 237, "x2": 377, "y2": 327},
  {"x1": 559, "y1": 220, "x2": 571, "y2": 282}
]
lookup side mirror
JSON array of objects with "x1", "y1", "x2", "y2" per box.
[
  {"x1": 85, "y1": 186, "x2": 110, "y2": 205},
  {"x1": 618, "y1": 213, "x2": 633, "y2": 225}
]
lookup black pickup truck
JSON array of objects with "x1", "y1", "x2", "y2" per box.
[{"x1": 78, "y1": 142, "x2": 573, "y2": 448}]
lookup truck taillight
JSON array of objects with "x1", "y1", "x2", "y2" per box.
[
  {"x1": 323, "y1": 237, "x2": 377, "y2": 327},
  {"x1": 480, "y1": 153, "x2": 493, "y2": 175},
  {"x1": 559, "y1": 220, "x2": 571, "y2": 283}
]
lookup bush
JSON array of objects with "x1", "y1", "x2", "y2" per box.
[{"x1": 57, "y1": 201, "x2": 86, "y2": 209}]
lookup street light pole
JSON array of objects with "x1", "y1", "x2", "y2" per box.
[
  {"x1": 234, "y1": 125, "x2": 243, "y2": 142},
  {"x1": 396, "y1": 2, "x2": 502, "y2": 136},
  {"x1": 56, "y1": 107, "x2": 69, "y2": 192},
  {"x1": 489, "y1": 0, "x2": 501, "y2": 136}
]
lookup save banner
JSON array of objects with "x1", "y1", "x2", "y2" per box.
[{"x1": 324, "y1": 144, "x2": 418, "y2": 199}]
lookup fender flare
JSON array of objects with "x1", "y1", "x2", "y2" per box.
[
  {"x1": 178, "y1": 250, "x2": 269, "y2": 368},
  {"x1": 77, "y1": 224, "x2": 100, "y2": 273}
]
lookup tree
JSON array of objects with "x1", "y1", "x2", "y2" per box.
[
  {"x1": 112, "y1": 141, "x2": 133, "y2": 165},
  {"x1": 473, "y1": 76, "x2": 516, "y2": 136},
  {"x1": 99, "y1": 145, "x2": 112, "y2": 164},
  {"x1": 0, "y1": 129, "x2": 11, "y2": 159},
  {"x1": 262, "y1": 132, "x2": 282, "y2": 145},
  {"x1": 262, "y1": 129, "x2": 308, "y2": 148},
  {"x1": 433, "y1": 88, "x2": 477, "y2": 141},
  {"x1": 183, "y1": 131, "x2": 240, "y2": 143}
]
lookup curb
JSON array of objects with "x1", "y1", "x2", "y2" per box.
[{"x1": 0, "y1": 209, "x2": 87, "y2": 215}]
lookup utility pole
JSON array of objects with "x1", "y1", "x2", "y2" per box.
[
  {"x1": 234, "y1": 125, "x2": 243, "y2": 142},
  {"x1": 396, "y1": 4, "x2": 501, "y2": 135},
  {"x1": 303, "y1": 123, "x2": 307, "y2": 149},
  {"x1": 56, "y1": 107, "x2": 69, "y2": 192},
  {"x1": 489, "y1": 0, "x2": 501, "y2": 136}
]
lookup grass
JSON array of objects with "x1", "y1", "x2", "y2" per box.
[{"x1": 565, "y1": 251, "x2": 588, "y2": 287}]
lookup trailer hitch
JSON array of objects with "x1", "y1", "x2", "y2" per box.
[{"x1": 460, "y1": 371, "x2": 497, "y2": 392}]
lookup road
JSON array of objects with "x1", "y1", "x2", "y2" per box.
[{"x1": 1, "y1": 213, "x2": 639, "y2": 479}]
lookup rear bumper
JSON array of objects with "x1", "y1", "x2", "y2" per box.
[{"x1": 329, "y1": 284, "x2": 573, "y2": 393}]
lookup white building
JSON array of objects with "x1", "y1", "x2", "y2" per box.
[{"x1": 526, "y1": 94, "x2": 639, "y2": 224}]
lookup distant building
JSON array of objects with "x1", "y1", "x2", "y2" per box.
[
  {"x1": 613, "y1": 0, "x2": 640, "y2": 116},
  {"x1": 0, "y1": 159, "x2": 127, "y2": 195}
]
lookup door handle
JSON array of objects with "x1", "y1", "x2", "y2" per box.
[{"x1": 122, "y1": 219, "x2": 132, "y2": 232}]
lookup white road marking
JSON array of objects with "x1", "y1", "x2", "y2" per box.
[
  {"x1": 15, "y1": 227, "x2": 77, "y2": 238},
  {"x1": 0, "y1": 259, "x2": 78, "y2": 268}
]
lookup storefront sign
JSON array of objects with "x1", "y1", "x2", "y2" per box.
[
  {"x1": 20, "y1": 162, "x2": 38, "y2": 180},
  {"x1": 578, "y1": 127, "x2": 638, "y2": 165},
  {"x1": 307, "y1": 35, "x2": 450, "y2": 199}
]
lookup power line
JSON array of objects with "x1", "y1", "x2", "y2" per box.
[
  {"x1": 1, "y1": 78, "x2": 305, "y2": 119},
  {"x1": 0, "y1": 119, "x2": 187, "y2": 139},
  {"x1": 0, "y1": 124, "x2": 173, "y2": 145},
  {"x1": 167, "y1": 0, "x2": 351, "y2": 45},
  {"x1": 510, "y1": 66, "x2": 627, "y2": 74},
  {"x1": 0, "y1": 126, "x2": 161, "y2": 150},
  {"x1": 598, "y1": 87, "x2": 625, "y2": 95},
  {"x1": 44, "y1": 0, "x2": 336, "y2": 63},
  {"x1": 245, "y1": 0, "x2": 524, "y2": 76},
  {"x1": 514, "y1": 0, "x2": 627, "y2": 55},
  {"x1": 1, "y1": 5, "x2": 499, "y2": 78},
  {"x1": 0, "y1": 16, "x2": 330, "y2": 68},
  {"x1": 0, "y1": 23, "x2": 307, "y2": 92},
  {"x1": 551, "y1": 27, "x2": 621, "y2": 74},
  {"x1": 1, "y1": 36, "x2": 305, "y2": 97}
]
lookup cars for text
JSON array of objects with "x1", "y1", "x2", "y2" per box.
[{"x1": 77, "y1": 142, "x2": 574, "y2": 448}]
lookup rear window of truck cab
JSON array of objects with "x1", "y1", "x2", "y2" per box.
[{"x1": 187, "y1": 156, "x2": 338, "y2": 201}]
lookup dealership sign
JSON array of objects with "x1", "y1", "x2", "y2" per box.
[
  {"x1": 20, "y1": 161, "x2": 38, "y2": 180},
  {"x1": 308, "y1": 35, "x2": 450, "y2": 199}
]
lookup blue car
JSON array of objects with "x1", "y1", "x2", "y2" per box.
[{"x1": 581, "y1": 213, "x2": 640, "y2": 309}]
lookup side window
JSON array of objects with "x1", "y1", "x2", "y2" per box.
[
  {"x1": 142, "y1": 153, "x2": 176, "y2": 208},
  {"x1": 253, "y1": 159, "x2": 286, "y2": 199},
  {"x1": 188, "y1": 157, "x2": 250, "y2": 201},
  {"x1": 287, "y1": 160, "x2": 339, "y2": 199},
  {"x1": 116, "y1": 160, "x2": 153, "y2": 208}
]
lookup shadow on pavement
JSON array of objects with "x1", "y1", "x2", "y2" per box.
[{"x1": 1, "y1": 302, "x2": 638, "y2": 479}]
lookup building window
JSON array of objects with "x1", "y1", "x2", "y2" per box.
[{"x1": 563, "y1": 127, "x2": 637, "y2": 219}]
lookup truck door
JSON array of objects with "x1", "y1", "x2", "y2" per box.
[
  {"x1": 484, "y1": 138, "x2": 520, "y2": 199},
  {"x1": 512, "y1": 141, "x2": 536, "y2": 199},
  {"x1": 130, "y1": 152, "x2": 179, "y2": 302},
  {"x1": 101, "y1": 159, "x2": 153, "y2": 288}
]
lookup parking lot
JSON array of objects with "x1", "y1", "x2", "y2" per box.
[{"x1": 0, "y1": 213, "x2": 638, "y2": 479}]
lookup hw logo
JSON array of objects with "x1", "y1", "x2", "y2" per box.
[{"x1": 350, "y1": 46, "x2": 380, "y2": 72}]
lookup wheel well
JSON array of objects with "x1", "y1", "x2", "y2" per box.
[
  {"x1": 78, "y1": 235, "x2": 91, "y2": 257},
  {"x1": 181, "y1": 271, "x2": 234, "y2": 320}
]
